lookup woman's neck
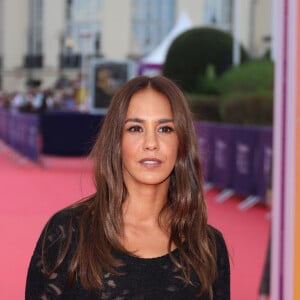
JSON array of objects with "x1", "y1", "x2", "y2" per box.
[
  {"x1": 121, "y1": 188, "x2": 173, "y2": 257},
  {"x1": 123, "y1": 184, "x2": 169, "y2": 225}
]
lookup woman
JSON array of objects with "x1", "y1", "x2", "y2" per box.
[{"x1": 26, "y1": 76, "x2": 230, "y2": 299}]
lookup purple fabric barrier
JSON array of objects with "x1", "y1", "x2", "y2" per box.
[
  {"x1": 0, "y1": 109, "x2": 10, "y2": 143},
  {"x1": 7, "y1": 112, "x2": 19, "y2": 149},
  {"x1": 137, "y1": 63, "x2": 162, "y2": 76},
  {"x1": 211, "y1": 125, "x2": 236, "y2": 189},
  {"x1": 194, "y1": 121, "x2": 215, "y2": 182},
  {"x1": 193, "y1": 122, "x2": 273, "y2": 199},
  {"x1": 232, "y1": 126, "x2": 260, "y2": 195},
  {"x1": 7, "y1": 112, "x2": 40, "y2": 161},
  {"x1": 255, "y1": 128, "x2": 273, "y2": 200}
]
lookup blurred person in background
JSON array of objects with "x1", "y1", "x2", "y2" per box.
[
  {"x1": 10, "y1": 92, "x2": 26, "y2": 111},
  {"x1": 25, "y1": 76, "x2": 230, "y2": 299},
  {"x1": 0, "y1": 91, "x2": 10, "y2": 108}
]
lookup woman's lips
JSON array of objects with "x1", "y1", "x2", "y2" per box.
[{"x1": 139, "y1": 158, "x2": 162, "y2": 166}]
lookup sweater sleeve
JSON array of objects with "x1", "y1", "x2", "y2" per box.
[
  {"x1": 25, "y1": 210, "x2": 75, "y2": 300},
  {"x1": 212, "y1": 227, "x2": 231, "y2": 300}
]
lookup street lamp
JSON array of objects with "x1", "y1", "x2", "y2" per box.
[
  {"x1": 232, "y1": 0, "x2": 241, "y2": 66},
  {"x1": 78, "y1": 31, "x2": 91, "y2": 107}
]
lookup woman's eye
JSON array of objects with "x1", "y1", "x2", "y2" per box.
[
  {"x1": 127, "y1": 125, "x2": 143, "y2": 132},
  {"x1": 158, "y1": 126, "x2": 174, "y2": 133}
]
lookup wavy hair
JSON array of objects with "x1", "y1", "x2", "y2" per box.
[{"x1": 44, "y1": 76, "x2": 217, "y2": 298}]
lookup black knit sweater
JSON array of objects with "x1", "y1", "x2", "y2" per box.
[{"x1": 26, "y1": 208, "x2": 230, "y2": 300}]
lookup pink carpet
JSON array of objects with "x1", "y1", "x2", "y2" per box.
[{"x1": 0, "y1": 145, "x2": 270, "y2": 299}]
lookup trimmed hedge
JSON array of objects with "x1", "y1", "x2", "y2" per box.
[
  {"x1": 163, "y1": 27, "x2": 248, "y2": 93},
  {"x1": 217, "y1": 59, "x2": 274, "y2": 125},
  {"x1": 217, "y1": 59, "x2": 274, "y2": 95},
  {"x1": 186, "y1": 94, "x2": 221, "y2": 122},
  {"x1": 221, "y1": 92, "x2": 273, "y2": 126}
]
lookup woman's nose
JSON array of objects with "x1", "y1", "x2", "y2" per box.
[{"x1": 143, "y1": 131, "x2": 159, "y2": 150}]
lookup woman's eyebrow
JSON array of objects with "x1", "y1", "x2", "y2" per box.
[
  {"x1": 124, "y1": 118, "x2": 144, "y2": 123},
  {"x1": 158, "y1": 118, "x2": 174, "y2": 124},
  {"x1": 124, "y1": 118, "x2": 174, "y2": 124}
]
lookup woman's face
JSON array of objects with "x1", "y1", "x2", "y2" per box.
[{"x1": 121, "y1": 88, "x2": 179, "y2": 189}]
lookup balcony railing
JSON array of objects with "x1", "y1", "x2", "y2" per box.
[
  {"x1": 59, "y1": 54, "x2": 81, "y2": 68},
  {"x1": 24, "y1": 55, "x2": 43, "y2": 68}
]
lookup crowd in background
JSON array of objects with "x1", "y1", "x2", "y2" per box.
[{"x1": 0, "y1": 77, "x2": 82, "y2": 113}]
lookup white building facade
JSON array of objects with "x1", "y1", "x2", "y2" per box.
[{"x1": 0, "y1": 0, "x2": 272, "y2": 92}]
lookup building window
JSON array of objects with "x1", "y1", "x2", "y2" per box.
[
  {"x1": 61, "y1": 0, "x2": 102, "y2": 68},
  {"x1": 25, "y1": 0, "x2": 43, "y2": 68},
  {"x1": 204, "y1": 0, "x2": 232, "y2": 31},
  {"x1": 131, "y1": 0, "x2": 175, "y2": 57}
]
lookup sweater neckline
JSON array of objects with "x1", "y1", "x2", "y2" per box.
[{"x1": 113, "y1": 244, "x2": 183, "y2": 264}]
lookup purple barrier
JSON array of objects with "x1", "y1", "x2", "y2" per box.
[
  {"x1": 7, "y1": 112, "x2": 40, "y2": 161},
  {"x1": 211, "y1": 125, "x2": 236, "y2": 189},
  {"x1": 8, "y1": 112, "x2": 26, "y2": 152},
  {"x1": 22, "y1": 114, "x2": 40, "y2": 161},
  {"x1": 232, "y1": 127, "x2": 260, "y2": 196},
  {"x1": 194, "y1": 121, "x2": 215, "y2": 182},
  {"x1": 255, "y1": 128, "x2": 273, "y2": 200},
  {"x1": 0, "y1": 109, "x2": 10, "y2": 143}
]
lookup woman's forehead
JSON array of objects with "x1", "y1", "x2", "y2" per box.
[{"x1": 126, "y1": 88, "x2": 173, "y2": 118}]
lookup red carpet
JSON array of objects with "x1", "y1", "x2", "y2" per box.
[
  {"x1": 206, "y1": 189, "x2": 270, "y2": 299},
  {"x1": 0, "y1": 145, "x2": 270, "y2": 299}
]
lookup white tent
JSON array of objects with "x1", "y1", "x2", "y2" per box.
[{"x1": 141, "y1": 11, "x2": 193, "y2": 65}]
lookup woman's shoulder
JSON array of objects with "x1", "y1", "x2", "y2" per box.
[
  {"x1": 46, "y1": 206, "x2": 77, "y2": 228},
  {"x1": 207, "y1": 225, "x2": 229, "y2": 255},
  {"x1": 207, "y1": 224, "x2": 225, "y2": 240},
  {"x1": 26, "y1": 205, "x2": 87, "y2": 299},
  {"x1": 41, "y1": 203, "x2": 88, "y2": 241},
  {"x1": 207, "y1": 224, "x2": 230, "y2": 274}
]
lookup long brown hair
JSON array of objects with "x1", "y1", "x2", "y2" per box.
[{"x1": 44, "y1": 76, "x2": 217, "y2": 297}]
